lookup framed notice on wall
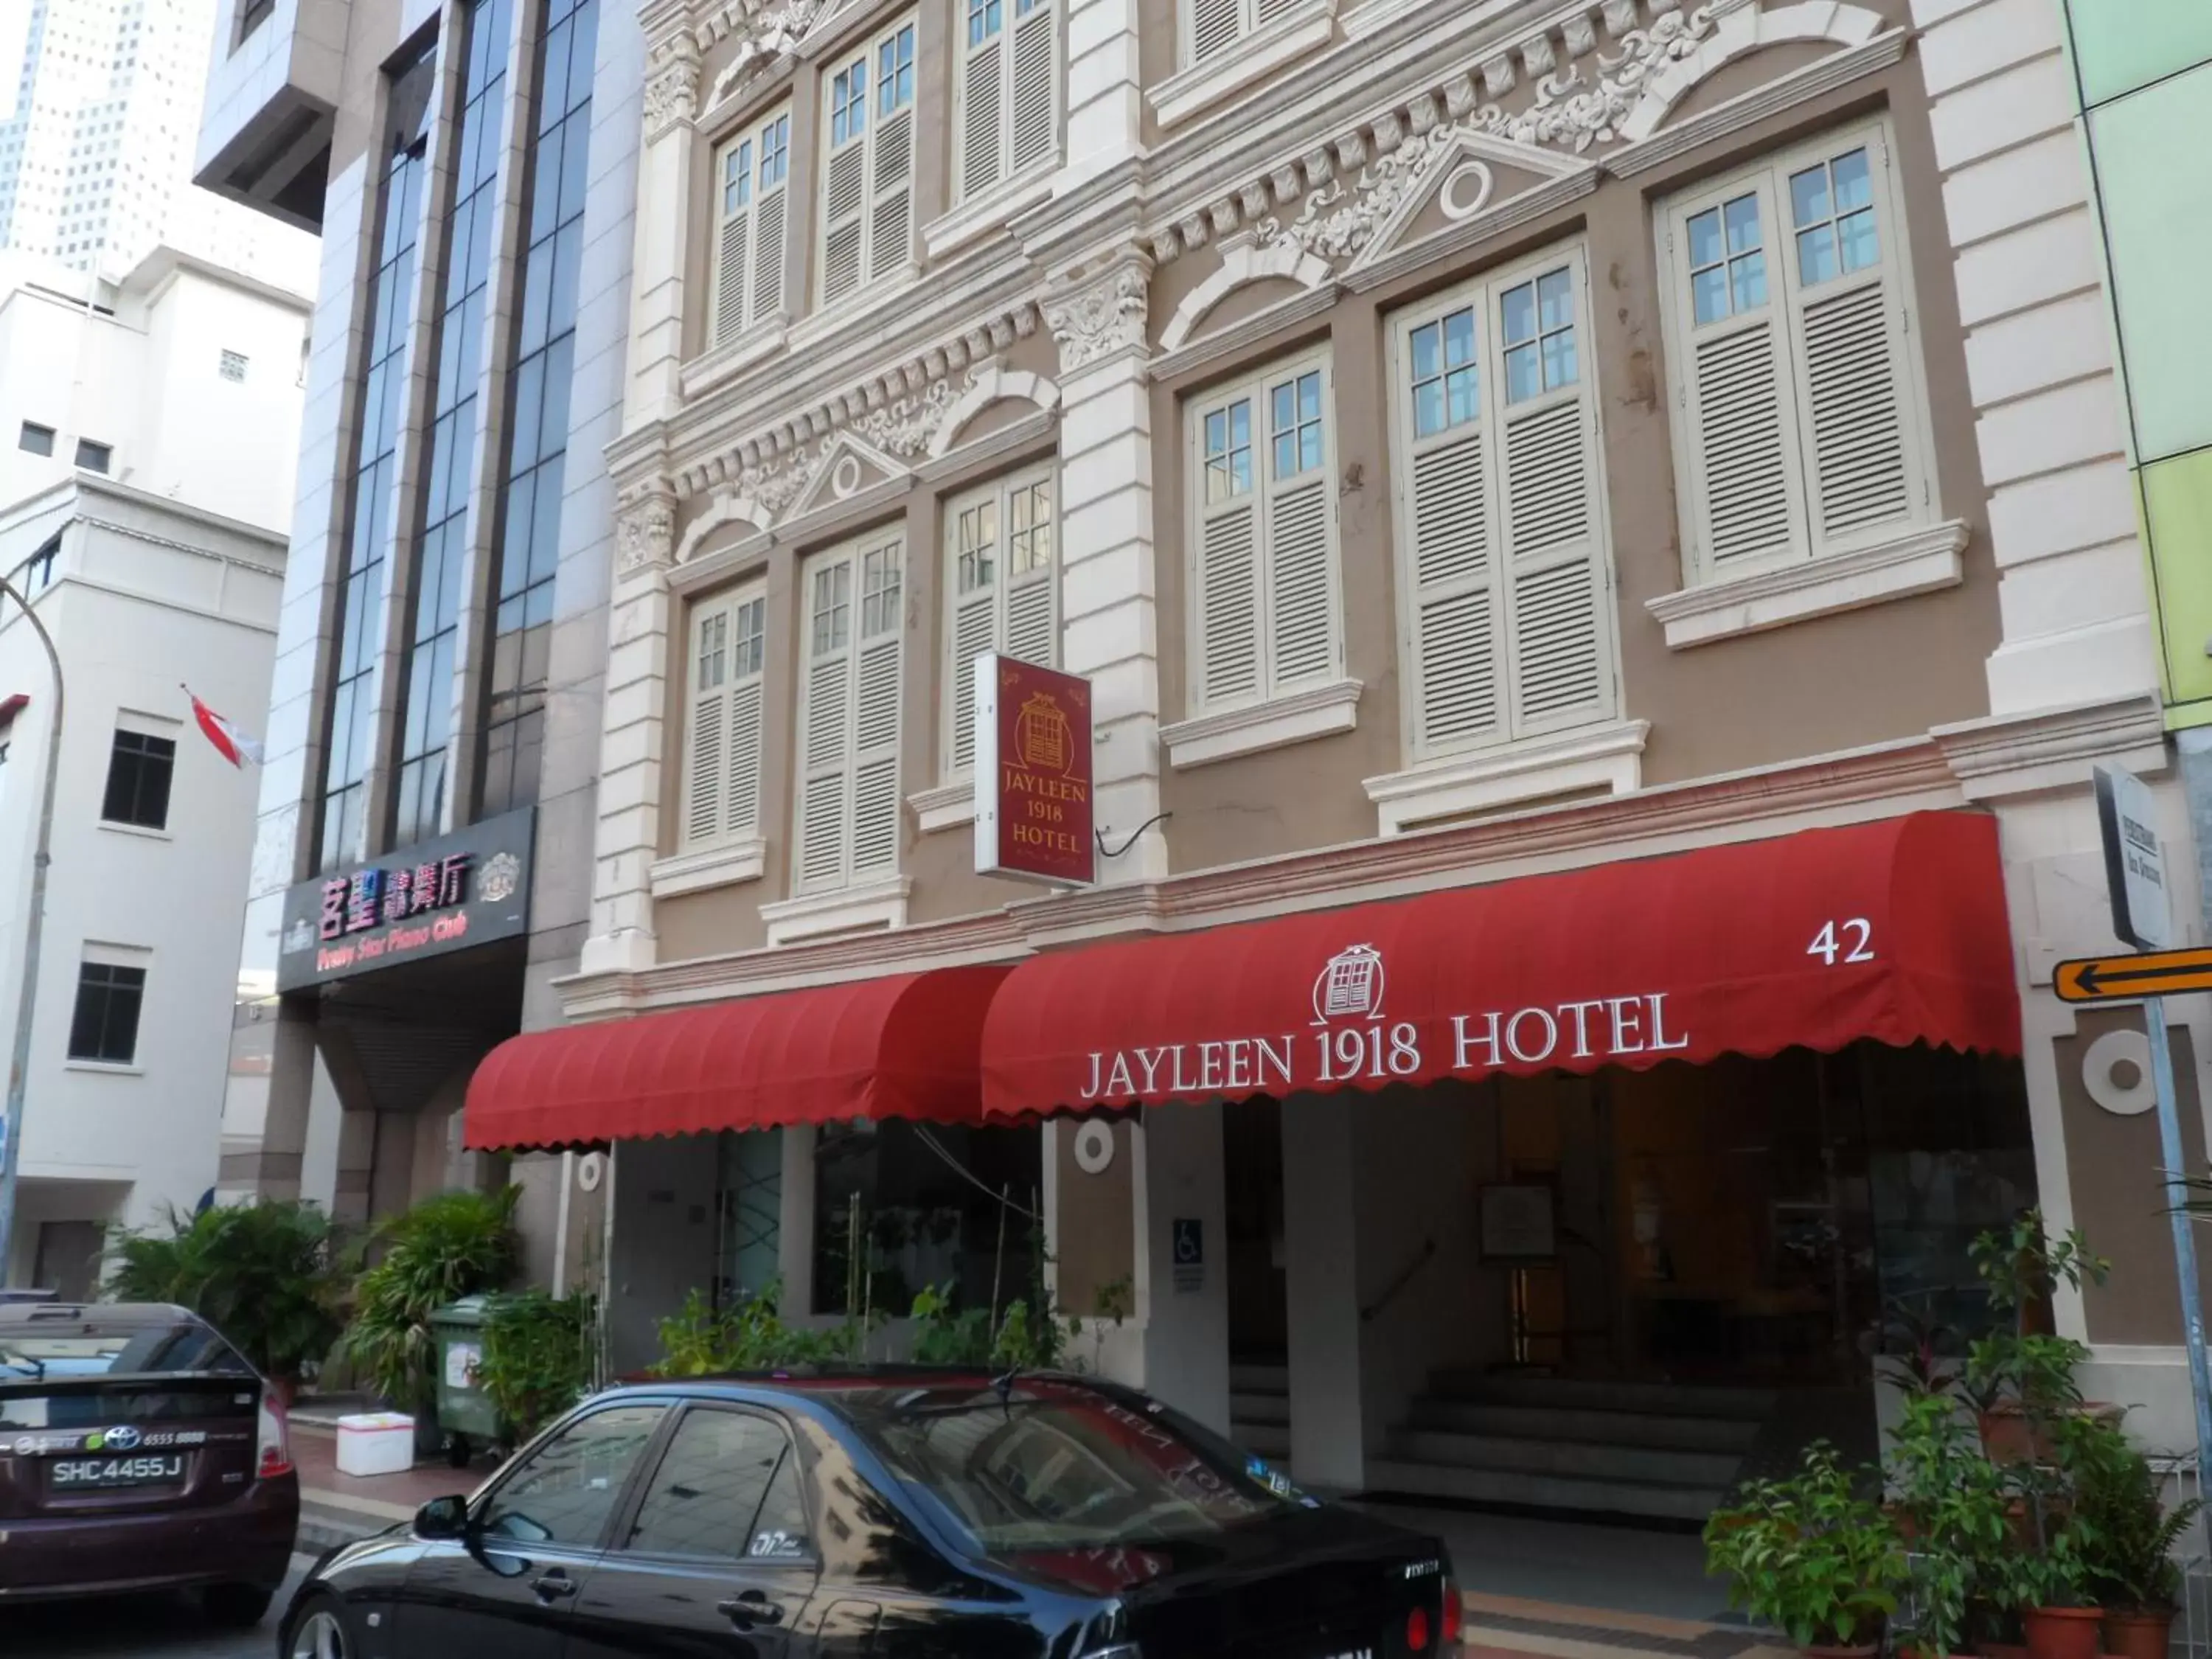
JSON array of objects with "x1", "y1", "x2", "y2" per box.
[{"x1": 1478, "y1": 1183, "x2": 1558, "y2": 1263}]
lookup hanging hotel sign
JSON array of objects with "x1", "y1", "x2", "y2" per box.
[
  {"x1": 975, "y1": 653, "x2": 1094, "y2": 886},
  {"x1": 276, "y1": 807, "x2": 536, "y2": 992}
]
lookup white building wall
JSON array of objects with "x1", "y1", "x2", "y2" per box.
[{"x1": 0, "y1": 485, "x2": 285, "y2": 1287}]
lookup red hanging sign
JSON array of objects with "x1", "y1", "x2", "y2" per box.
[{"x1": 974, "y1": 653, "x2": 1094, "y2": 887}]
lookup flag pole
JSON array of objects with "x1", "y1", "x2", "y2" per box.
[{"x1": 0, "y1": 573, "x2": 63, "y2": 1286}]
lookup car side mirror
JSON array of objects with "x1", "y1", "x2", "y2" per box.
[{"x1": 414, "y1": 1495, "x2": 470, "y2": 1540}]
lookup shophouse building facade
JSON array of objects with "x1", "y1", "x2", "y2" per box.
[{"x1": 459, "y1": 0, "x2": 2194, "y2": 1516}]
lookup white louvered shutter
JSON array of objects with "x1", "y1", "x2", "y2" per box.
[
  {"x1": 712, "y1": 139, "x2": 751, "y2": 346},
  {"x1": 1675, "y1": 177, "x2": 1806, "y2": 571},
  {"x1": 1006, "y1": 557, "x2": 1055, "y2": 667},
  {"x1": 948, "y1": 543, "x2": 996, "y2": 775},
  {"x1": 820, "y1": 76, "x2": 867, "y2": 307},
  {"x1": 1498, "y1": 261, "x2": 1610, "y2": 737},
  {"x1": 1008, "y1": 0, "x2": 1057, "y2": 173},
  {"x1": 724, "y1": 594, "x2": 765, "y2": 838},
  {"x1": 1265, "y1": 372, "x2": 1336, "y2": 689},
  {"x1": 1781, "y1": 133, "x2": 1916, "y2": 552},
  {"x1": 1194, "y1": 397, "x2": 1259, "y2": 709},
  {"x1": 869, "y1": 100, "x2": 914, "y2": 282},
  {"x1": 796, "y1": 555, "x2": 854, "y2": 891},
  {"x1": 959, "y1": 10, "x2": 1004, "y2": 199},
  {"x1": 747, "y1": 114, "x2": 788, "y2": 327},
  {"x1": 851, "y1": 539, "x2": 904, "y2": 877},
  {"x1": 1402, "y1": 370, "x2": 1500, "y2": 759},
  {"x1": 1189, "y1": 0, "x2": 1242, "y2": 64},
  {"x1": 684, "y1": 602, "x2": 731, "y2": 846}
]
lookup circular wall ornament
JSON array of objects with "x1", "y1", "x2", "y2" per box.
[
  {"x1": 576, "y1": 1150, "x2": 607, "y2": 1191},
  {"x1": 830, "y1": 453, "x2": 863, "y2": 498},
  {"x1": 1073, "y1": 1119, "x2": 1116, "y2": 1175},
  {"x1": 2084, "y1": 1027, "x2": 2155, "y2": 1116},
  {"x1": 1438, "y1": 161, "x2": 1496, "y2": 223}
]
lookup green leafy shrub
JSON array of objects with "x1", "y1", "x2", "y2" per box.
[
  {"x1": 341, "y1": 1187, "x2": 520, "y2": 1410},
  {"x1": 1705, "y1": 1441, "x2": 1905, "y2": 1649},
  {"x1": 649, "y1": 1283, "x2": 869, "y2": 1377},
  {"x1": 480, "y1": 1291, "x2": 598, "y2": 1442},
  {"x1": 106, "y1": 1200, "x2": 344, "y2": 1385}
]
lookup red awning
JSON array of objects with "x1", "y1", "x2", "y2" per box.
[
  {"x1": 465, "y1": 964, "x2": 1012, "y2": 1151},
  {"x1": 981, "y1": 813, "x2": 2020, "y2": 1116}
]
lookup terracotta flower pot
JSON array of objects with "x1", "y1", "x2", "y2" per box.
[
  {"x1": 2103, "y1": 1610, "x2": 2173, "y2": 1659},
  {"x1": 1978, "y1": 1401, "x2": 2126, "y2": 1464},
  {"x1": 2023, "y1": 1607, "x2": 2106, "y2": 1659}
]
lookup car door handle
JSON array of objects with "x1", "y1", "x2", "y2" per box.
[
  {"x1": 530, "y1": 1570, "x2": 579, "y2": 1602},
  {"x1": 717, "y1": 1590, "x2": 785, "y2": 1628}
]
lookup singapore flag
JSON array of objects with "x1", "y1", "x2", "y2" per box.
[{"x1": 184, "y1": 686, "x2": 265, "y2": 768}]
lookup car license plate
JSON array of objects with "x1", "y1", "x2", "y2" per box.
[{"x1": 47, "y1": 1453, "x2": 187, "y2": 1490}]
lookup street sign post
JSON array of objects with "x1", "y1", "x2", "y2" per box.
[{"x1": 2089, "y1": 765, "x2": 2212, "y2": 1499}]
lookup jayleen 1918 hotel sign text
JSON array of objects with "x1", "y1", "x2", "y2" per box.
[{"x1": 1077, "y1": 988, "x2": 1691, "y2": 1102}]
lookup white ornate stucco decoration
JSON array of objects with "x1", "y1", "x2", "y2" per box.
[
  {"x1": 927, "y1": 366, "x2": 1063, "y2": 459},
  {"x1": 1469, "y1": 3, "x2": 1718, "y2": 151},
  {"x1": 1044, "y1": 266, "x2": 1149, "y2": 375},
  {"x1": 848, "y1": 375, "x2": 961, "y2": 457},
  {"x1": 673, "y1": 495, "x2": 773, "y2": 566},
  {"x1": 643, "y1": 37, "x2": 703, "y2": 138},
  {"x1": 701, "y1": 0, "x2": 824, "y2": 112},
  {"x1": 1159, "y1": 236, "x2": 1333, "y2": 353},
  {"x1": 616, "y1": 493, "x2": 677, "y2": 575}
]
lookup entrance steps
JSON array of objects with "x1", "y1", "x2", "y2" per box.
[
  {"x1": 1229, "y1": 1360, "x2": 1291, "y2": 1461},
  {"x1": 1366, "y1": 1374, "x2": 1772, "y2": 1523}
]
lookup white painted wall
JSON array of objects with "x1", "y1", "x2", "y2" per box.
[{"x1": 0, "y1": 482, "x2": 285, "y2": 1286}]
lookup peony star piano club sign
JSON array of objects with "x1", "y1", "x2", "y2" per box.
[
  {"x1": 975, "y1": 653, "x2": 1094, "y2": 886},
  {"x1": 276, "y1": 807, "x2": 537, "y2": 991}
]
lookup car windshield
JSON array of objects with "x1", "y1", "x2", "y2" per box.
[
  {"x1": 0, "y1": 1323, "x2": 249, "y2": 1385},
  {"x1": 844, "y1": 1380, "x2": 1305, "y2": 1552}
]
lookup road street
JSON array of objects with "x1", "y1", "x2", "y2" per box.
[{"x1": 0, "y1": 1555, "x2": 311, "y2": 1658}]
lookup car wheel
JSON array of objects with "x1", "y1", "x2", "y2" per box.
[
  {"x1": 288, "y1": 1598, "x2": 352, "y2": 1659},
  {"x1": 203, "y1": 1582, "x2": 276, "y2": 1627}
]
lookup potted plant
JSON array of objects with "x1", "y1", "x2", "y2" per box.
[
  {"x1": 1705, "y1": 1442, "x2": 1907, "y2": 1655},
  {"x1": 2075, "y1": 1430, "x2": 2200, "y2": 1659},
  {"x1": 1884, "y1": 1388, "x2": 2013, "y2": 1658},
  {"x1": 108, "y1": 1199, "x2": 344, "y2": 1400},
  {"x1": 478, "y1": 1290, "x2": 599, "y2": 1447},
  {"x1": 1965, "y1": 1213, "x2": 2111, "y2": 1464}
]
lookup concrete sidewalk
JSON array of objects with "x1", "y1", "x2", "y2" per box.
[{"x1": 289, "y1": 1417, "x2": 495, "y2": 1554}]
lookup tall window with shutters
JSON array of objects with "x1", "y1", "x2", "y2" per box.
[
  {"x1": 1658, "y1": 121, "x2": 1935, "y2": 584},
  {"x1": 682, "y1": 584, "x2": 768, "y2": 852},
  {"x1": 818, "y1": 15, "x2": 917, "y2": 309},
  {"x1": 1387, "y1": 248, "x2": 1617, "y2": 763},
  {"x1": 954, "y1": 0, "x2": 1058, "y2": 202},
  {"x1": 711, "y1": 103, "x2": 791, "y2": 345},
  {"x1": 942, "y1": 466, "x2": 1057, "y2": 779},
  {"x1": 795, "y1": 532, "x2": 905, "y2": 894},
  {"x1": 1186, "y1": 351, "x2": 1340, "y2": 717}
]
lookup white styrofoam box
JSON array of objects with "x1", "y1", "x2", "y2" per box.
[{"x1": 335, "y1": 1413, "x2": 415, "y2": 1478}]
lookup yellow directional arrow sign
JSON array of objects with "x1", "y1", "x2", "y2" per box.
[{"x1": 2055, "y1": 947, "x2": 2212, "y2": 1003}]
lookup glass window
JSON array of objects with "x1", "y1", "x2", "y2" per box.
[
  {"x1": 1408, "y1": 307, "x2": 1478, "y2": 439},
  {"x1": 218, "y1": 349, "x2": 248, "y2": 383},
  {"x1": 812, "y1": 1119, "x2": 1042, "y2": 1316},
  {"x1": 1203, "y1": 399, "x2": 1252, "y2": 503},
  {"x1": 759, "y1": 114, "x2": 789, "y2": 188},
  {"x1": 1267, "y1": 369, "x2": 1324, "y2": 477},
  {"x1": 877, "y1": 24, "x2": 915, "y2": 114},
  {"x1": 625, "y1": 1410, "x2": 809, "y2": 1561},
  {"x1": 723, "y1": 141, "x2": 751, "y2": 213},
  {"x1": 811, "y1": 562, "x2": 851, "y2": 655},
  {"x1": 1499, "y1": 267, "x2": 1577, "y2": 403},
  {"x1": 861, "y1": 545, "x2": 901, "y2": 636},
  {"x1": 1790, "y1": 147, "x2": 1879, "y2": 287},
  {"x1": 1008, "y1": 479, "x2": 1052, "y2": 577},
  {"x1": 480, "y1": 1405, "x2": 667, "y2": 1550},
  {"x1": 18, "y1": 421, "x2": 53, "y2": 456},
  {"x1": 848, "y1": 1380, "x2": 1302, "y2": 1551},
  {"x1": 967, "y1": 0, "x2": 1002, "y2": 46},
  {"x1": 73, "y1": 438, "x2": 111, "y2": 473},
  {"x1": 831, "y1": 59, "x2": 866, "y2": 145},
  {"x1": 1687, "y1": 191, "x2": 1767, "y2": 327},
  {"x1": 733, "y1": 596, "x2": 766, "y2": 677},
  {"x1": 100, "y1": 729, "x2": 174, "y2": 830},
  {"x1": 67, "y1": 961, "x2": 145, "y2": 1065},
  {"x1": 957, "y1": 498, "x2": 998, "y2": 594},
  {"x1": 697, "y1": 609, "x2": 728, "y2": 690}
]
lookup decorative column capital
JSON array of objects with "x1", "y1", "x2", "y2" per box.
[
  {"x1": 642, "y1": 35, "x2": 703, "y2": 139},
  {"x1": 1043, "y1": 253, "x2": 1153, "y2": 377},
  {"x1": 616, "y1": 489, "x2": 678, "y2": 576}
]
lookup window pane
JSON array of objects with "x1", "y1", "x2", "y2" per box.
[
  {"x1": 1443, "y1": 307, "x2": 1475, "y2": 368},
  {"x1": 1410, "y1": 321, "x2": 1439, "y2": 382},
  {"x1": 1541, "y1": 328, "x2": 1576, "y2": 392},
  {"x1": 1203, "y1": 408, "x2": 1225, "y2": 460},
  {"x1": 1723, "y1": 192, "x2": 1761, "y2": 254},
  {"x1": 1446, "y1": 366, "x2": 1478, "y2": 428},
  {"x1": 625, "y1": 1411, "x2": 793, "y2": 1561},
  {"x1": 1504, "y1": 341, "x2": 1537, "y2": 404},
  {"x1": 1413, "y1": 380, "x2": 1443, "y2": 439},
  {"x1": 1729, "y1": 250, "x2": 1767, "y2": 313},
  {"x1": 481, "y1": 1406, "x2": 667, "y2": 1550},
  {"x1": 1297, "y1": 371, "x2": 1319, "y2": 423},
  {"x1": 748, "y1": 1450, "x2": 809, "y2": 1558},
  {"x1": 1499, "y1": 282, "x2": 1535, "y2": 347},
  {"x1": 1796, "y1": 223, "x2": 1837, "y2": 286},
  {"x1": 1840, "y1": 208, "x2": 1879, "y2": 273},
  {"x1": 1536, "y1": 268, "x2": 1573, "y2": 332},
  {"x1": 1691, "y1": 265, "x2": 1728, "y2": 326},
  {"x1": 1789, "y1": 161, "x2": 1829, "y2": 229},
  {"x1": 1298, "y1": 419, "x2": 1321, "y2": 473},
  {"x1": 1832, "y1": 148, "x2": 1872, "y2": 214},
  {"x1": 812, "y1": 1120, "x2": 1041, "y2": 1315},
  {"x1": 1687, "y1": 207, "x2": 1722, "y2": 271}
]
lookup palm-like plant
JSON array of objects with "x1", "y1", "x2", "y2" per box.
[
  {"x1": 341, "y1": 1187, "x2": 520, "y2": 1411},
  {"x1": 107, "y1": 1200, "x2": 344, "y2": 1387}
]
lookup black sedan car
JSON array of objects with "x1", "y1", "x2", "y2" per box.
[{"x1": 283, "y1": 1368, "x2": 1461, "y2": 1658}]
